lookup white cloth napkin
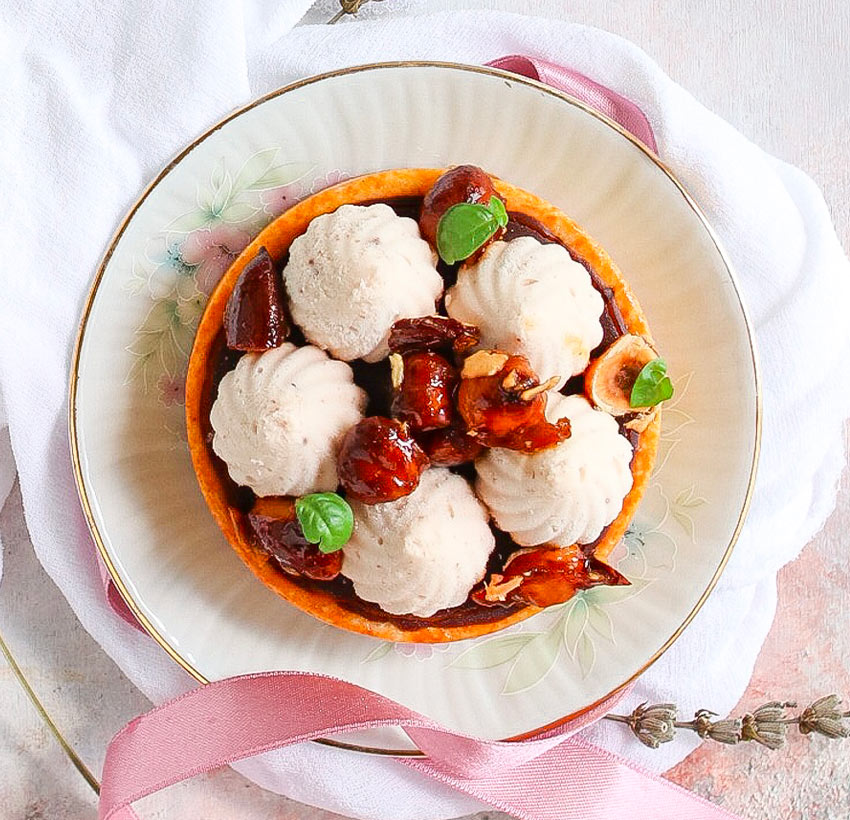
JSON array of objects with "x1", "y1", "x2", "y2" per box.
[{"x1": 2, "y1": 4, "x2": 849, "y2": 819}]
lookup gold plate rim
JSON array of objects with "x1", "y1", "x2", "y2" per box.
[{"x1": 68, "y1": 59, "x2": 762, "y2": 757}]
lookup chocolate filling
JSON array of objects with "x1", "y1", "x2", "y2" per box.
[{"x1": 201, "y1": 196, "x2": 637, "y2": 630}]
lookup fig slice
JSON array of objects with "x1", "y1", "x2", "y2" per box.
[
  {"x1": 247, "y1": 496, "x2": 341, "y2": 581},
  {"x1": 388, "y1": 315, "x2": 480, "y2": 355},
  {"x1": 224, "y1": 247, "x2": 289, "y2": 351},
  {"x1": 584, "y1": 334, "x2": 659, "y2": 417}
]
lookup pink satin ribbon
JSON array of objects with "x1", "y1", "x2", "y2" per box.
[
  {"x1": 100, "y1": 672, "x2": 739, "y2": 820},
  {"x1": 95, "y1": 58, "x2": 738, "y2": 820},
  {"x1": 486, "y1": 55, "x2": 658, "y2": 153}
]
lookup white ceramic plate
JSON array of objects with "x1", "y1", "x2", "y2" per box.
[{"x1": 71, "y1": 62, "x2": 759, "y2": 749}]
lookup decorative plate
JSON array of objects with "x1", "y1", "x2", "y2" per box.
[{"x1": 70, "y1": 62, "x2": 759, "y2": 749}]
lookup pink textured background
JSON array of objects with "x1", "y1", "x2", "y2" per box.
[{"x1": 667, "y1": 430, "x2": 850, "y2": 818}]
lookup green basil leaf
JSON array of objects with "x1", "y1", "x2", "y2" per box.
[
  {"x1": 487, "y1": 195, "x2": 508, "y2": 228},
  {"x1": 630, "y1": 358, "x2": 674, "y2": 408},
  {"x1": 436, "y1": 202, "x2": 499, "y2": 264},
  {"x1": 295, "y1": 492, "x2": 354, "y2": 553}
]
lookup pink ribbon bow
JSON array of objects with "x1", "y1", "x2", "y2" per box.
[{"x1": 95, "y1": 57, "x2": 735, "y2": 820}]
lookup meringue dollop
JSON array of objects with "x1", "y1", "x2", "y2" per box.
[
  {"x1": 445, "y1": 237, "x2": 604, "y2": 388},
  {"x1": 283, "y1": 203, "x2": 443, "y2": 362},
  {"x1": 475, "y1": 394, "x2": 633, "y2": 546},
  {"x1": 210, "y1": 343, "x2": 366, "y2": 497},
  {"x1": 342, "y1": 469, "x2": 494, "y2": 617}
]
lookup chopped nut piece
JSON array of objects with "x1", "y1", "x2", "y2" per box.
[
  {"x1": 461, "y1": 349, "x2": 510, "y2": 379},
  {"x1": 501, "y1": 369, "x2": 520, "y2": 390},
  {"x1": 389, "y1": 353, "x2": 404, "y2": 390},
  {"x1": 480, "y1": 574, "x2": 524, "y2": 603},
  {"x1": 518, "y1": 375, "x2": 559, "y2": 402},
  {"x1": 624, "y1": 408, "x2": 658, "y2": 433}
]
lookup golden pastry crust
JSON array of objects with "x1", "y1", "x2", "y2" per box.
[{"x1": 185, "y1": 168, "x2": 660, "y2": 642}]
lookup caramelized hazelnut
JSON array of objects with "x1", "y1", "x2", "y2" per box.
[
  {"x1": 584, "y1": 334, "x2": 659, "y2": 416},
  {"x1": 248, "y1": 497, "x2": 341, "y2": 581},
  {"x1": 419, "y1": 165, "x2": 504, "y2": 247},
  {"x1": 337, "y1": 417, "x2": 429, "y2": 504},
  {"x1": 224, "y1": 247, "x2": 289, "y2": 351},
  {"x1": 391, "y1": 351, "x2": 457, "y2": 432},
  {"x1": 473, "y1": 544, "x2": 628, "y2": 608},
  {"x1": 457, "y1": 351, "x2": 571, "y2": 453}
]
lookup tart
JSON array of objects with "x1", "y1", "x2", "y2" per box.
[{"x1": 185, "y1": 167, "x2": 665, "y2": 643}]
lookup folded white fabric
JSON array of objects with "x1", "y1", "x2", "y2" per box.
[{"x1": 1, "y1": 4, "x2": 849, "y2": 819}]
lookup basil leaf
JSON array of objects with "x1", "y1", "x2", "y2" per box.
[
  {"x1": 436, "y1": 202, "x2": 499, "y2": 264},
  {"x1": 488, "y1": 195, "x2": 508, "y2": 228},
  {"x1": 630, "y1": 358, "x2": 674, "y2": 408},
  {"x1": 295, "y1": 492, "x2": 354, "y2": 553}
]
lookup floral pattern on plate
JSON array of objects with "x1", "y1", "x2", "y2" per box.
[{"x1": 124, "y1": 149, "x2": 354, "y2": 409}]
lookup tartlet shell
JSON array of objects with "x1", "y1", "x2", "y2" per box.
[{"x1": 185, "y1": 168, "x2": 660, "y2": 643}]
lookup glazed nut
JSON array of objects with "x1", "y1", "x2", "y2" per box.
[{"x1": 461, "y1": 350, "x2": 510, "y2": 379}]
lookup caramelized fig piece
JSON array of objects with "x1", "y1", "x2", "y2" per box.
[
  {"x1": 388, "y1": 316, "x2": 480, "y2": 355},
  {"x1": 584, "y1": 334, "x2": 658, "y2": 416},
  {"x1": 415, "y1": 423, "x2": 483, "y2": 467},
  {"x1": 473, "y1": 544, "x2": 629, "y2": 608},
  {"x1": 337, "y1": 417, "x2": 429, "y2": 504},
  {"x1": 419, "y1": 165, "x2": 505, "y2": 247},
  {"x1": 248, "y1": 496, "x2": 341, "y2": 581},
  {"x1": 224, "y1": 247, "x2": 289, "y2": 351},
  {"x1": 390, "y1": 351, "x2": 457, "y2": 432},
  {"x1": 457, "y1": 350, "x2": 571, "y2": 453}
]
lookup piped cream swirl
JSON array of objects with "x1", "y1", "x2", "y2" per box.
[
  {"x1": 210, "y1": 343, "x2": 366, "y2": 497},
  {"x1": 475, "y1": 394, "x2": 633, "y2": 546}
]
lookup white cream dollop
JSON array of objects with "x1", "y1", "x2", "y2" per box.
[
  {"x1": 342, "y1": 469, "x2": 494, "y2": 617},
  {"x1": 210, "y1": 343, "x2": 366, "y2": 497},
  {"x1": 283, "y1": 203, "x2": 443, "y2": 362},
  {"x1": 445, "y1": 237, "x2": 604, "y2": 388},
  {"x1": 475, "y1": 394, "x2": 633, "y2": 546}
]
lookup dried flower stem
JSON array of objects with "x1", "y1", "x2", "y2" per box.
[
  {"x1": 605, "y1": 695, "x2": 850, "y2": 749},
  {"x1": 328, "y1": 0, "x2": 385, "y2": 24}
]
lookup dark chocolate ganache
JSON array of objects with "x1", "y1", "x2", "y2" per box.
[{"x1": 202, "y1": 196, "x2": 636, "y2": 630}]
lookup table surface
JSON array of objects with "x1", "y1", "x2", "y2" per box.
[{"x1": 2, "y1": 1, "x2": 849, "y2": 818}]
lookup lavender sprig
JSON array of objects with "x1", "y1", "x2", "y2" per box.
[{"x1": 606, "y1": 695, "x2": 850, "y2": 749}]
